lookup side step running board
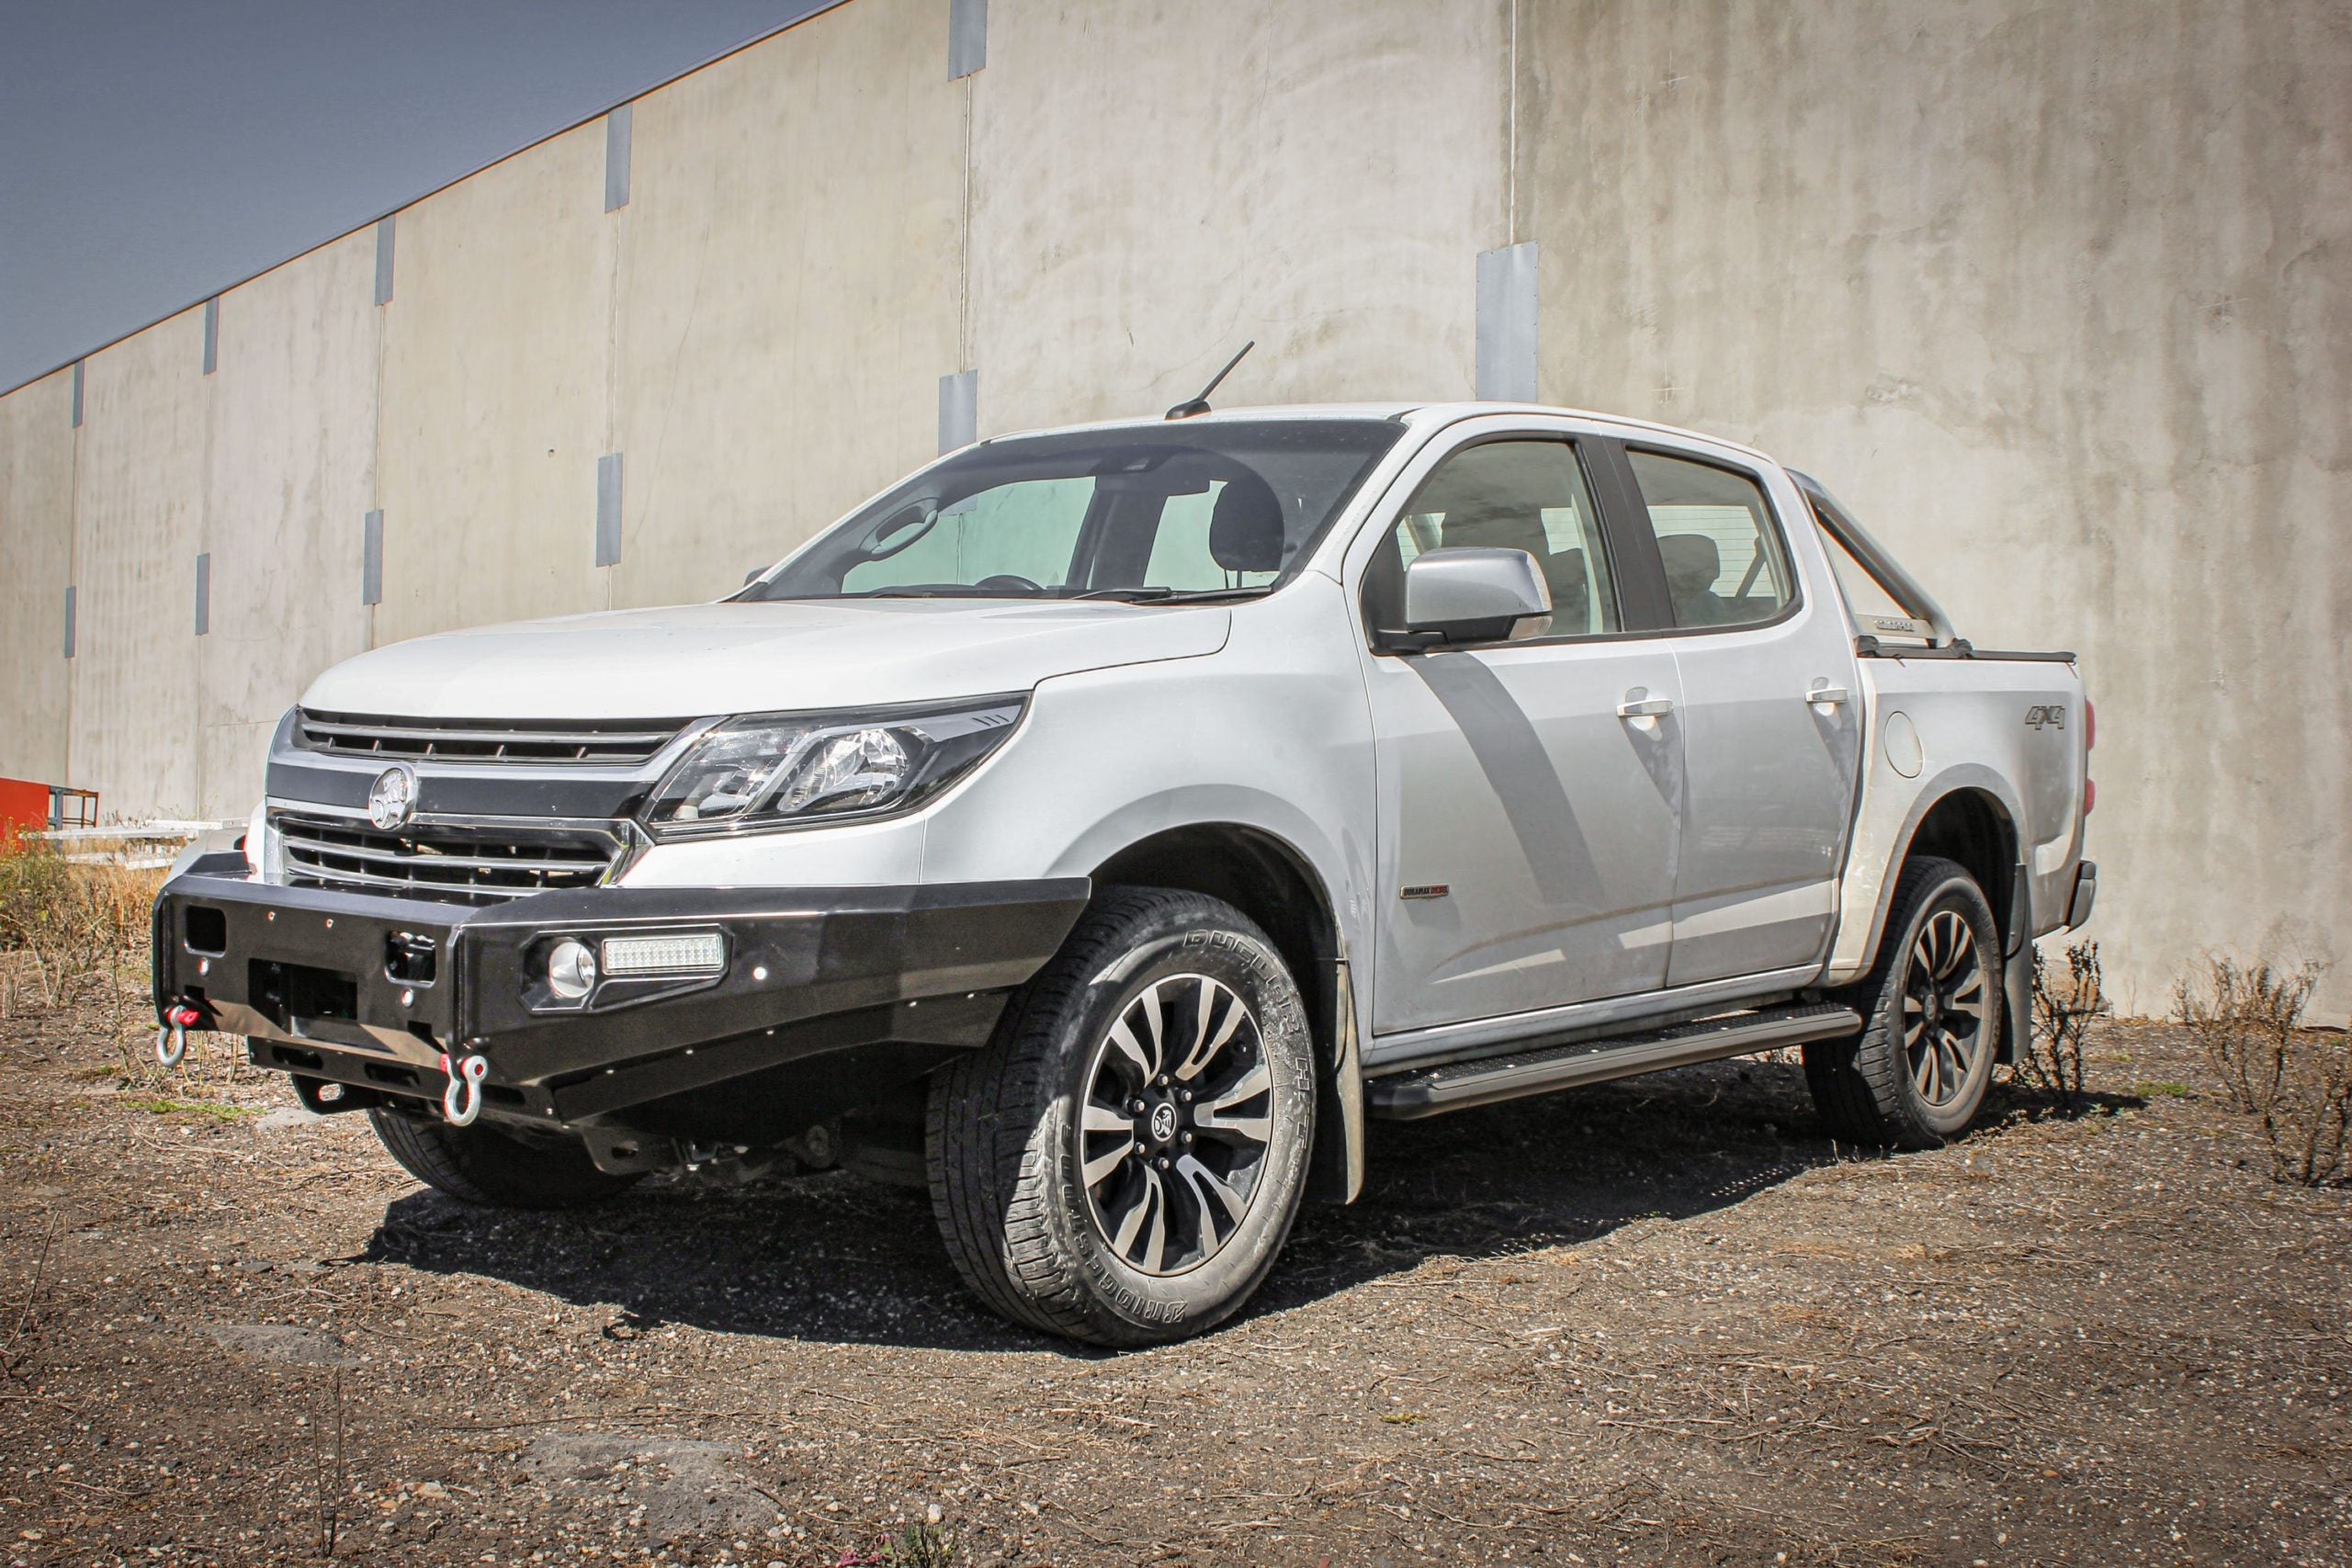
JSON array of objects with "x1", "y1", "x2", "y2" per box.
[{"x1": 1364, "y1": 1002, "x2": 1862, "y2": 1121}]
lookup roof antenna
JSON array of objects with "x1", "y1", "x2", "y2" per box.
[{"x1": 1164, "y1": 341, "x2": 1254, "y2": 420}]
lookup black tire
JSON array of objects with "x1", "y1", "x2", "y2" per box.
[
  {"x1": 367, "y1": 1109, "x2": 642, "y2": 1209},
  {"x1": 926, "y1": 887, "x2": 1317, "y2": 1347},
  {"x1": 1804, "y1": 855, "x2": 2004, "y2": 1149}
]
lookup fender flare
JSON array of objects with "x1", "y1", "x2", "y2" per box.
[{"x1": 1838, "y1": 764, "x2": 2029, "y2": 982}]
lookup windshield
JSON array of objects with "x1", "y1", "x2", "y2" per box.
[{"x1": 744, "y1": 418, "x2": 1404, "y2": 603}]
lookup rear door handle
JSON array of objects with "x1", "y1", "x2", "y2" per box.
[
  {"x1": 1804, "y1": 683, "x2": 1850, "y2": 706},
  {"x1": 1617, "y1": 694, "x2": 1674, "y2": 718}
]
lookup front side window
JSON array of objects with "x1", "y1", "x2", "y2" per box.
[
  {"x1": 1623, "y1": 448, "x2": 1795, "y2": 629},
  {"x1": 751, "y1": 420, "x2": 1404, "y2": 603},
  {"x1": 1361, "y1": 439, "x2": 1622, "y2": 638}
]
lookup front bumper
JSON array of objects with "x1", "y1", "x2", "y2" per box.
[{"x1": 153, "y1": 854, "x2": 1087, "y2": 1140}]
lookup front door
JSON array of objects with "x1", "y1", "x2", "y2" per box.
[
  {"x1": 1611, "y1": 444, "x2": 1865, "y2": 986},
  {"x1": 1353, "y1": 430, "x2": 1684, "y2": 1037}
]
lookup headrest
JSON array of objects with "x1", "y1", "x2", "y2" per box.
[
  {"x1": 1209, "y1": 473, "x2": 1286, "y2": 573},
  {"x1": 1659, "y1": 533, "x2": 1721, "y2": 592}
]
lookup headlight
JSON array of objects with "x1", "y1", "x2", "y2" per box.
[{"x1": 642, "y1": 696, "x2": 1023, "y2": 839}]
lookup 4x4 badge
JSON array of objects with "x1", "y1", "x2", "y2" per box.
[
  {"x1": 368, "y1": 763, "x2": 419, "y2": 830},
  {"x1": 2025, "y1": 705, "x2": 2066, "y2": 730}
]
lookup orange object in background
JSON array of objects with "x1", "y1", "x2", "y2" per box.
[
  {"x1": 0, "y1": 777, "x2": 49, "y2": 839},
  {"x1": 0, "y1": 778, "x2": 96, "y2": 844}
]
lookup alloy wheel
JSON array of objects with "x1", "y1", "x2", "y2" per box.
[
  {"x1": 1904, "y1": 908, "x2": 1986, "y2": 1109},
  {"x1": 1078, "y1": 974, "x2": 1274, "y2": 1276}
]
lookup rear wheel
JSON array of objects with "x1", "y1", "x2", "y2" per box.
[
  {"x1": 1804, "y1": 855, "x2": 2002, "y2": 1148},
  {"x1": 926, "y1": 887, "x2": 1316, "y2": 1346},
  {"x1": 368, "y1": 1109, "x2": 642, "y2": 1209}
]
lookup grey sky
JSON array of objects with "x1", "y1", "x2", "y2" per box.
[{"x1": 0, "y1": 1, "x2": 833, "y2": 392}]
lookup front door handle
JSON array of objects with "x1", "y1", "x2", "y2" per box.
[
  {"x1": 1617, "y1": 694, "x2": 1674, "y2": 718},
  {"x1": 1804, "y1": 683, "x2": 1850, "y2": 706}
]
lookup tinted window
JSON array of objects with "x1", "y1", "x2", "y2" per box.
[
  {"x1": 1363, "y1": 440, "x2": 1620, "y2": 638},
  {"x1": 1623, "y1": 449, "x2": 1795, "y2": 629},
  {"x1": 1808, "y1": 504, "x2": 1929, "y2": 640},
  {"x1": 752, "y1": 419, "x2": 1404, "y2": 602}
]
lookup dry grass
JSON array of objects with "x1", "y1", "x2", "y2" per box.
[
  {"x1": 2175, "y1": 956, "x2": 2349, "y2": 1187},
  {"x1": 0, "y1": 836, "x2": 163, "y2": 1005},
  {"x1": 0, "y1": 836, "x2": 182, "y2": 1086},
  {"x1": 2019, "y1": 941, "x2": 2108, "y2": 1113}
]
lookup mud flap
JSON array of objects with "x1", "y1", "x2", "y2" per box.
[
  {"x1": 1999, "y1": 859, "x2": 2032, "y2": 1065},
  {"x1": 1307, "y1": 958, "x2": 1365, "y2": 1204}
]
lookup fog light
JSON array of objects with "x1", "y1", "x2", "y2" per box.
[
  {"x1": 546, "y1": 938, "x2": 598, "y2": 1000},
  {"x1": 600, "y1": 931, "x2": 727, "y2": 977}
]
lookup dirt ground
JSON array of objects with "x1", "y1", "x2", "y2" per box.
[{"x1": 2, "y1": 953, "x2": 2346, "y2": 1568}]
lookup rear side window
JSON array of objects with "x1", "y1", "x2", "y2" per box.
[{"x1": 1623, "y1": 449, "x2": 1795, "y2": 629}]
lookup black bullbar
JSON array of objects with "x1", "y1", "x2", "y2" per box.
[{"x1": 151, "y1": 852, "x2": 1091, "y2": 1131}]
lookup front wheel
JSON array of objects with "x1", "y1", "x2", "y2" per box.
[
  {"x1": 1804, "y1": 855, "x2": 2003, "y2": 1148},
  {"x1": 926, "y1": 887, "x2": 1317, "y2": 1346},
  {"x1": 368, "y1": 1109, "x2": 642, "y2": 1209}
]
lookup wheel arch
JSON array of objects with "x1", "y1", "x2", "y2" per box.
[
  {"x1": 1846, "y1": 779, "x2": 2030, "y2": 1064},
  {"x1": 1090, "y1": 821, "x2": 1364, "y2": 1204}
]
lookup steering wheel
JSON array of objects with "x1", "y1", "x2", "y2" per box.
[{"x1": 975, "y1": 574, "x2": 1041, "y2": 594}]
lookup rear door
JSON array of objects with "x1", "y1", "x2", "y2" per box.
[
  {"x1": 1348, "y1": 418, "x2": 1685, "y2": 1038},
  {"x1": 1603, "y1": 441, "x2": 1865, "y2": 987}
]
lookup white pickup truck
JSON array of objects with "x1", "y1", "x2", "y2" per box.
[{"x1": 153, "y1": 401, "x2": 2094, "y2": 1345}]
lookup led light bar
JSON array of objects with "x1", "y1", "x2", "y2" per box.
[{"x1": 598, "y1": 931, "x2": 727, "y2": 977}]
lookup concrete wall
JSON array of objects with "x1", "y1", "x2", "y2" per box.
[
  {"x1": 967, "y1": 0, "x2": 1506, "y2": 432},
  {"x1": 67, "y1": 311, "x2": 209, "y2": 818},
  {"x1": 613, "y1": 0, "x2": 960, "y2": 611},
  {"x1": 199, "y1": 229, "x2": 380, "y2": 814},
  {"x1": 0, "y1": 367, "x2": 75, "y2": 786},
  {"x1": 0, "y1": 0, "x2": 2341, "y2": 1014},
  {"x1": 1522, "y1": 0, "x2": 2352, "y2": 1017},
  {"x1": 373, "y1": 120, "x2": 618, "y2": 645}
]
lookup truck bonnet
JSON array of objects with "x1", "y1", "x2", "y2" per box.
[{"x1": 300, "y1": 598, "x2": 1234, "y2": 719}]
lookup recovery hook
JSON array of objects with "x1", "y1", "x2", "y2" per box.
[
  {"x1": 155, "y1": 1003, "x2": 202, "y2": 1069},
  {"x1": 440, "y1": 1052, "x2": 490, "y2": 1127}
]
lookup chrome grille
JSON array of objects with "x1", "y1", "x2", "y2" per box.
[
  {"x1": 295, "y1": 709, "x2": 686, "y2": 767},
  {"x1": 274, "y1": 812, "x2": 622, "y2": 905}
]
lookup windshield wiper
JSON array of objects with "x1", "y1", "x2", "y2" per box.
[{"x1": 1072, "y1": 586, "x2": 1272, "y2": 604}]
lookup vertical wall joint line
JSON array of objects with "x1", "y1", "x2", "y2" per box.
[
  {"x1": 374, "y1": 217, "x2": 397, "y2": 305},
  {"x1": 361, "y1": 511, "x2": 384, "y2": 606},
  {"x1": 202, "y1": 298, "x2": 220, "y2": 376},
  {"x1": 194, "y1": 554, "x2": 211, "y2": 637},
  {"x1": 1476, "y1": 242, "x2": 1540, "y2": 402},
  {"x1": 595, "y1": 454, "x2": 625, "y2": 567},
  {"x1": 949, "y1": 0, "x2": 988, "y2": 78},
  {"x1": 939, "y1": 371, "x2": 978, "y2": 454},
  {"x1": 605, "y1": 106, "x2": 633, "y2": 212},
  {"x1": 1506, "y1": 0, "x2": 1521, "y2": 246},
  {"x1": 70, "y1": 360, "x2": 84, "y2": 428},
  {"x1": 62, "y1": 586, "x2": 76, "y2": 660}
]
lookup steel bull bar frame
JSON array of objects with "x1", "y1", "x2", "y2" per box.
[{"x1": 153, "y1": 852, "x2": 1088, "y2": 1161}]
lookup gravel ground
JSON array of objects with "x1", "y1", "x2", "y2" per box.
[{"x1": 2, "y1": 953, "x2": 2346, "y2": 1567}]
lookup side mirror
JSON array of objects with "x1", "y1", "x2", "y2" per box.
[
  {"x1": 743, "y1": 568, "x2": 766, "y2": 587},
  {"x1": 1398, "y1": 547, "x2": 1552, "y2": 646}
]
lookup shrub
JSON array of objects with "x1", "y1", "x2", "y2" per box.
[
  {"x1": 0, "y1": 836, "x2": 163, "y2": 1009},
  {"x1": 2017, "y1": 941, "x2": 2107, "y2": 1113},
  {"x1": 2175, "y1": 957, "x2": 2348, "y2": 1187}
]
